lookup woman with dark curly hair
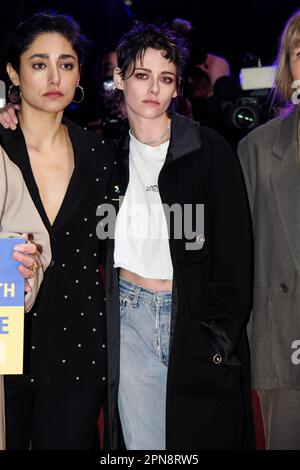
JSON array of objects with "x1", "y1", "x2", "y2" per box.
[{"x1": 0, "y1": 12, "x2": 114, "y2": 449}]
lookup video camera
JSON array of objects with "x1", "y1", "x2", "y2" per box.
[{"x1": 214, "y1": 64, "x2": 276, "y2": 131}]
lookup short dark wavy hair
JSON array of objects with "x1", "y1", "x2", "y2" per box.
[
  {"x1": 106, "y1": 22, "x2": 189, "y2": 113},
  {"x1": 117, "y1": 22, "x2": 189, "y2": 89},
  {"x1": 5, "y1": 11, "x2": 89, "y2": 74}
]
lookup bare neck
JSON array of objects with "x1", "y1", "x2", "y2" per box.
[
  {"x1": 18, "y1": 106, "x2": 66, "y2": 152},
  {"x1": 128, "y1": 113, "x2": 171, "y2": 147}
]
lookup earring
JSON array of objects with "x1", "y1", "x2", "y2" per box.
[
  {"x1": 8, "y1": 84, "x2": 21, "y2": 103},
  {"x1": 72, "y1": 85, "x2": 84, "y2": 104}
]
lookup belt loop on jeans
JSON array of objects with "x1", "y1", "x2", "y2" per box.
[{"x1": 131, "y1": 284, "x2": 140, "y2": 307}]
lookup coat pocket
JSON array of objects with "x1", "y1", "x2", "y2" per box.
[{"x1": 185, "y1": 317, "x2": 241, "y2": 366}]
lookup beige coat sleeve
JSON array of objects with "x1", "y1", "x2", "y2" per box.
[
  {"x1": 0, "y1": 147, "x2": 51, "y2": 450},
  {"x1": 0, "y1": 146, "x2": 51, "y2": 312}
]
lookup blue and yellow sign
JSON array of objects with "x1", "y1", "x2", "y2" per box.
[{"x1": 0, "y1": 238, "x2": 24, "y2": 374}]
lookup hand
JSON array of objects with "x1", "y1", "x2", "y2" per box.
[
  {"x1": 13, "y1": 235, "x2": 39, "y2": 293},
  {"x1": 0, "y1": 103, "x2": 20, "y2": 130}
]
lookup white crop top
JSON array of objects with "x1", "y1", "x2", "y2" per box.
[{"x1": 113, "y1": 131, "x2": 173, "y2": 279}]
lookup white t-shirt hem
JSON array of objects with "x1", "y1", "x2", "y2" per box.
[{"x1": 113, "y1": 262, "x2": 173, "y2": 280}]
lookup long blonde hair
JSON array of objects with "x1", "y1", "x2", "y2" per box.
[{"x1": 273, "y1": 10, "x2": 300, "y2": 107}]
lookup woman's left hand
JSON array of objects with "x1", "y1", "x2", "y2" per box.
[{"x1": 13, "y1": 239, "x2": 39, "y2": 293}]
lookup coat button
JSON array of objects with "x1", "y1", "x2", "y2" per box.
[
  {"x1": 213, "y1": 353, "x2": 222, "y2": 365},
  {"x1": 280, "y1": 283, "x2": 289, "y2": 293}
]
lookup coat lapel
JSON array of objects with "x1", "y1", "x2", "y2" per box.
[
  {"x1": 52, "y1": 118, "x2": 99, "y2": 231},
  {"x1": 166, "y1": 112, "x2": 202, "y2": 163},
  {"x1": 0, "y1": 124, "x2": 52, "y2": 234},
  {"x1": 271, "y1": 107, "x2": 300, "y2": 273}
]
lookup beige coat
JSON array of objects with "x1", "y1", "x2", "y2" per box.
[{"x1": 0, "y1": 145, "x2": 51, "y2": 449}]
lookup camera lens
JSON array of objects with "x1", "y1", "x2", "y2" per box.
[{"x1": 232, "y1": 105, "x2": 258, "y2": 129}]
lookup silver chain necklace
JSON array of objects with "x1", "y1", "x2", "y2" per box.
[{"x1": 131, "y1": 122, "x2": 171, "y2": 146}]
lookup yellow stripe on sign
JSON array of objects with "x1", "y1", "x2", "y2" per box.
[{"x1": 0, "y1": 306, "x2": 24, "y2": 374}]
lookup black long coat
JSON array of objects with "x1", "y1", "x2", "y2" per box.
[
  {"x1": 0, "y1": 119, "x2": 114, "y2": 389},
  {"x1": 105, "y1": 113, "x2": 255, "y2": 449}
]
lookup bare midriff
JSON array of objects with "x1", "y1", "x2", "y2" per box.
[{"x1": 119, "y1": 268, "x2": 172, "y2": 292}]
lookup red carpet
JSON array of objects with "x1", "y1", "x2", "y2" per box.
[
  {"x1": 252, "y1": 390, "x2": 266, "y2": 449},
  {"x1": 97, "y1": 391, "x2": 266, "y2": 449}
]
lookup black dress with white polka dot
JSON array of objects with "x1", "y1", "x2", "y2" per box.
[{"x1": 1, "y1": 118, "x2": 115, "y2": 389}]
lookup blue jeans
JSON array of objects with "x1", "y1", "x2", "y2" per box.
[{"x1": 118, "y1": 277, "x2": 172, "y2": 450}]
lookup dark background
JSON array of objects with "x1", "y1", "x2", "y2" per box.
[
  {"x1": 1, "y1": 0, "x2": 300, "y2": 140},
  {"x1": 1, "y1": 0, "x2": 300, "y2": 73}
]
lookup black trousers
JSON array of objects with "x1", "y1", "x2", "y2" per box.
[{"x1": 4, "y1": 386, "x2": 106, "y2": 450}]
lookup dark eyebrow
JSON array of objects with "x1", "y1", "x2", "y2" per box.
[
  {"x1": 28, "y1": 53, "x2": 76, "y2": 60},
  {"x1": 161, "y1": 71, "x2": 176, "y2": 76},
  {"x1": 134, "y1": 67, "x2": 176, "y2": 76},
  {"x1": 134, "y1": 67, "x2": 151, "y2": 72}
]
